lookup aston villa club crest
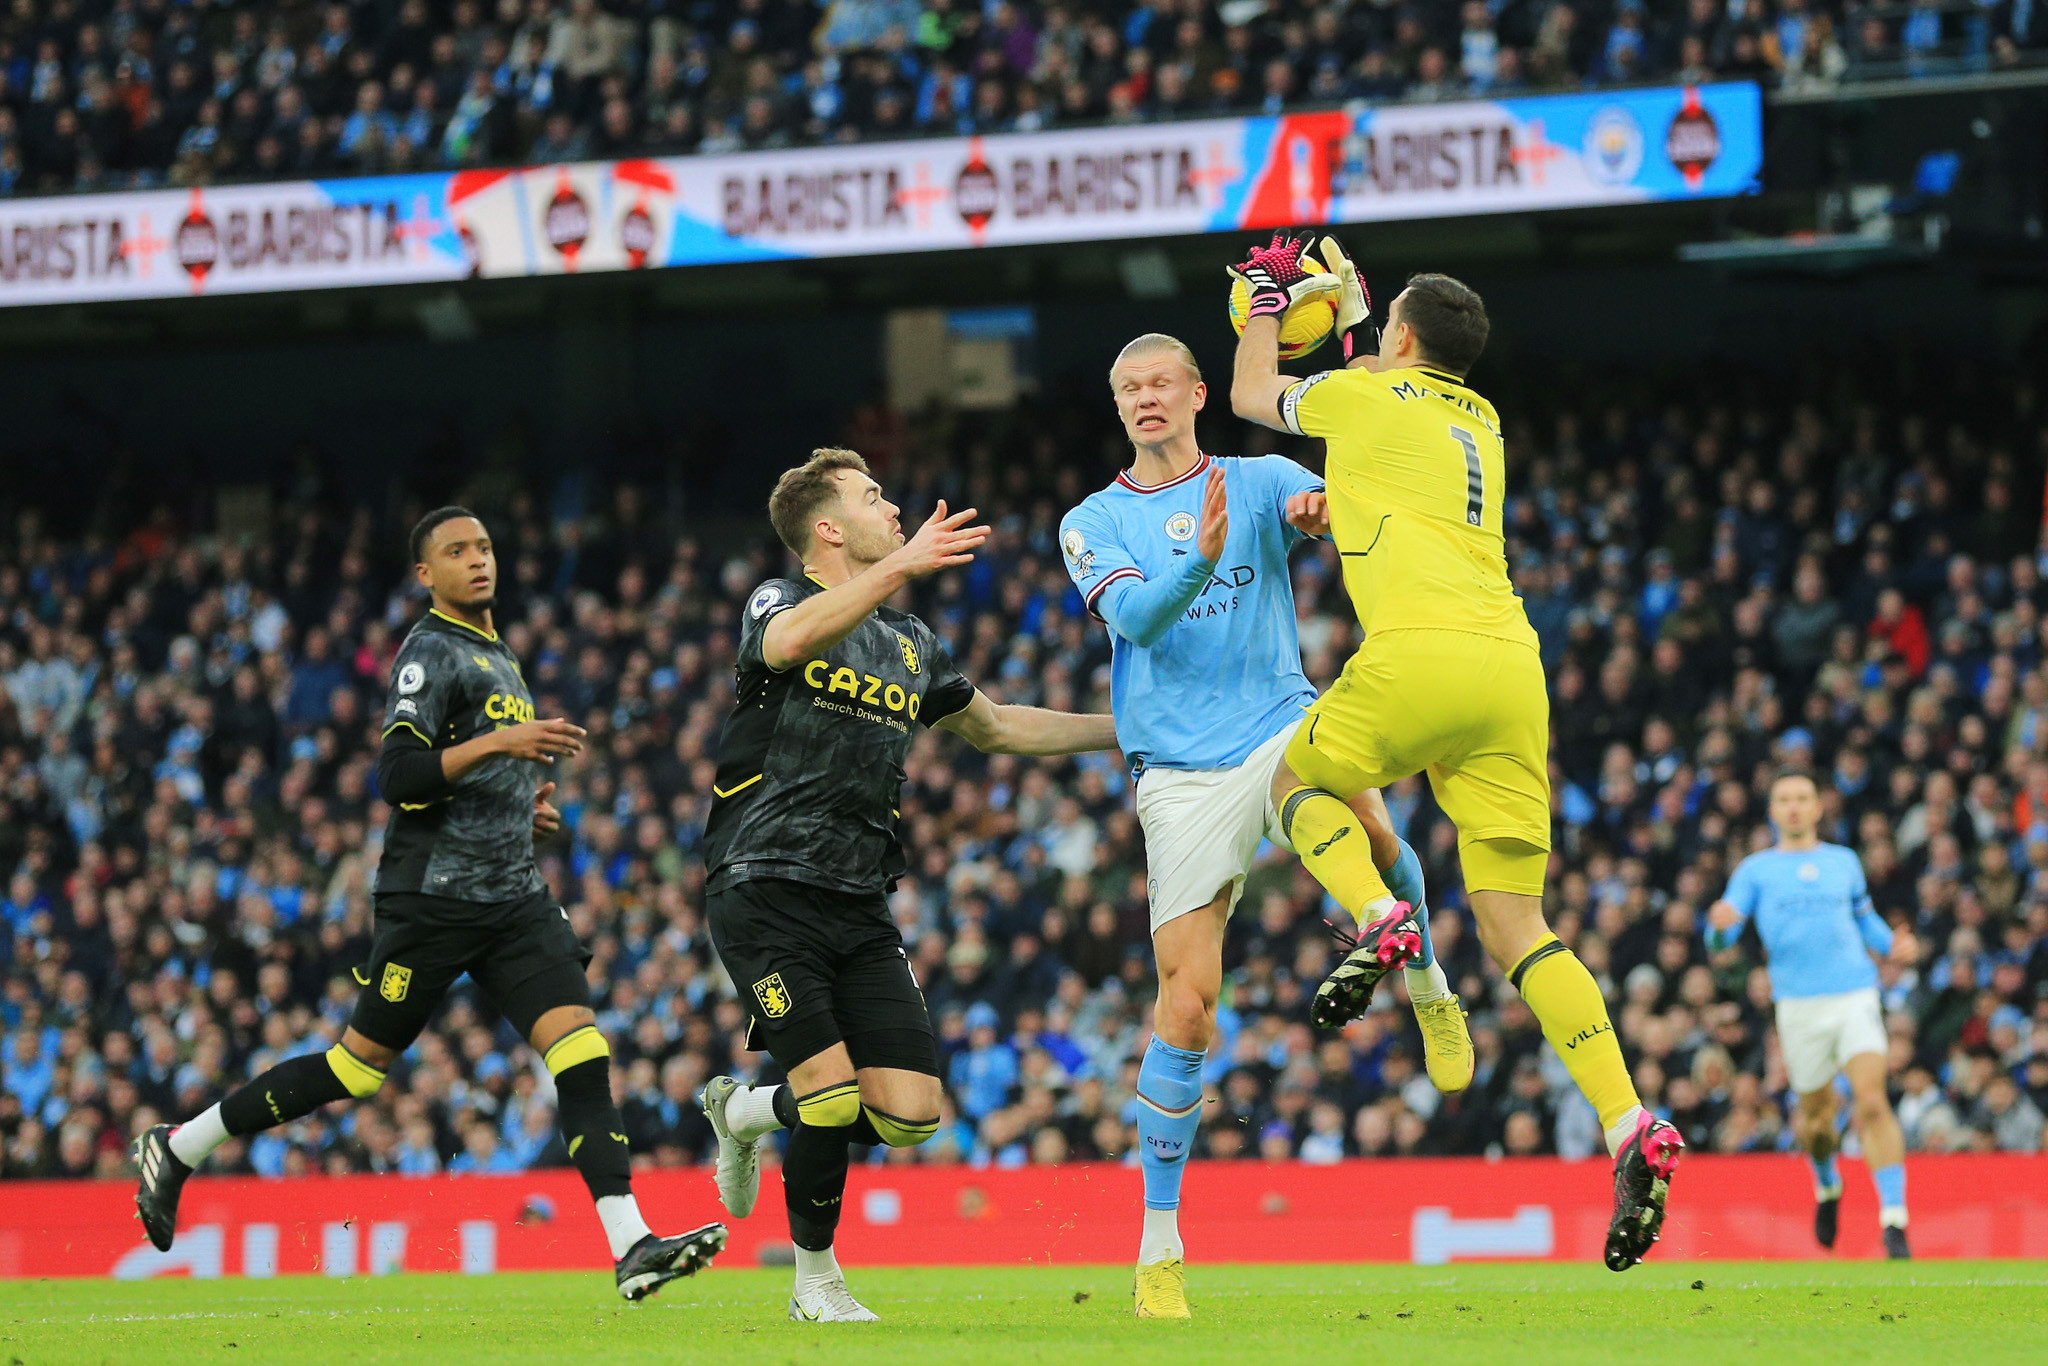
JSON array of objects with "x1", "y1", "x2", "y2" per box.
[{"x1": 752, "y1": 973, "x2": 792, "y2": 1018}]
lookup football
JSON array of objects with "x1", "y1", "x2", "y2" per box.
[{"x1": 1227, "y1": 252, "x2": 1340, "y2": 360}]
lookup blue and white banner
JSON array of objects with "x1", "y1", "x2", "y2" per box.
[{"x1": 0, "y1": 83, "x2": 1761, "y2": 307}]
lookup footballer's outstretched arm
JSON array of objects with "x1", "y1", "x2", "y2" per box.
[
  {"x1": 1230, "y1": 314, "x2": 1301, "y2": 433},
  {"x1": 761, "y1": 501, "x2": 989, "y2": 671},
  {"x1": 937, "y1": 689, "x2": 1119, "y2": 756}
]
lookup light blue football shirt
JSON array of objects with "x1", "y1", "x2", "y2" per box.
[
  {"x1": 1711, "y1": 843, "x2": 1894, "y2": 1000},
  {"x1": 1059, "y1": 453, "x2": 1322, "y2": 773}
]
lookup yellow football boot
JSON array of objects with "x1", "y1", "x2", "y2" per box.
[
  {"x1": 1133, "y1": 1259, "x2": 1191, "y2": 1319},
  {"x1": 1414, "y1": 993, "x2": 1475, "y2": 1092}
]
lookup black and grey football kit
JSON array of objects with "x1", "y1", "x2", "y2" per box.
[
  {"x1": 355, "y1": 607, "x2": 587, "y2": 1047},
  {"x1": 705, "y1": 574, "x2": 976, "y2": 1075}
]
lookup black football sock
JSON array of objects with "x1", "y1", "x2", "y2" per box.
[
  {"x1": 219, "y1": 1046, "x2": 377, "y2": 1136},
  {"x1": 782, "y1": 1122, "x2": 853, "y2": 1251},
  {"x1": 553, "y1": 1054, "x2": 634, "y2": 1200}
]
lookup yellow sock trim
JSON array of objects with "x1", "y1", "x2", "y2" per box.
[
  {"x1": 863, "y1": 1104, "x2": 939, "y2": 1147},
  {"x1": 1512, "y1": 936, "x2": 1640, "y2": 1131},
  {"x1": 542, "y1": 1025, "x2": 609, "y2": 1075},
  {"x1": 796, "y1": 1081, "x2": 862, "y2": 1128},
  {"x1": 1279, "y1": 786, "x2": 1391, "y2": 918},
  {"x1": 325, "y1": 1044, "x2": 387, "y2": 1098}
]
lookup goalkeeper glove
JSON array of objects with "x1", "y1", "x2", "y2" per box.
[
  {"x1": 1318, "y1": 234, "x2": 1377, "y2": 360},
  {"x1": 1228, "y1": 232, "x2": 1341, "y2": 323}
]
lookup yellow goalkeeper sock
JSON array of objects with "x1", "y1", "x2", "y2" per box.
[
  {"x1": 1510, "y1": 933, "x2": 1640, "y2": 1131},
  {"x1": 1279, "y1": 786, "x2": 1392, "y2": 922}
]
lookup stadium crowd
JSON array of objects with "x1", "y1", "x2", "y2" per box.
[
  {"x1": 4, "y1": 346, "x2": 2048, "y2": 1188},
  {"x1": 2, "y1": 0, "x2": 2046, "y2": 197}
]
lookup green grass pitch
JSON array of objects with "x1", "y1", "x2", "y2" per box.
[{"x1": 5, "y1": 1262, "x2": 2046, "y2": 1366}]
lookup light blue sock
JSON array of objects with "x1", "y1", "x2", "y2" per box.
[
  {"x1": 1137, "y1": 1036, "x2": 1205, "y2": 1211},
  {"x1": 1810, "y1": 1153, "x2": 1841, "y2": 1195},
  {"x1": 1382, "y1": 837, "x2": 1434, "y2": 966},
  {"x1": 1873, "y1": 1162, "x2": 1906, "y2": 1215}
]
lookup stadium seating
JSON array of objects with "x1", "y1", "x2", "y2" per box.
[
  {"x1": 2, "y1": 350, "x2": 2047, "y2": 1184},
  {"x1": 2, "y1": 0, "x2": 2045, "y2": 198}
]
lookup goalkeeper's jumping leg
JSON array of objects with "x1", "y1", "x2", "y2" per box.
[
  {"x1": 1467, "y1": 873, "x2": 1682, "y2": 1271},
  {"x1": 1268, "y1": 768, "x2": 1473, "y2": 1089}
]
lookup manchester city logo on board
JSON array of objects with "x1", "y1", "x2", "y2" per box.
[
  {"x1": 1164, "y1": 511, "x2": 1196, "y2": 542},
  {"x1": 1583, "y1": 106, "x2": 1644, "y2": 185}
]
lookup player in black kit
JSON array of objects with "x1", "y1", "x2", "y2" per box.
[
  {"x1": 133, "y1": 507, "x2": 727, "y2": 1300},
  {"x1": 696, "y1": 448, "x2": 1120, "y2": 1323}
]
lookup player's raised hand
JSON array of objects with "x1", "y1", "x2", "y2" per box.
[
  {"x1": 1197, "y1": 463, "x2": 1228, "y2": 563},
  {"x1": 532, "y1": 780, "x2": 563, "y2": 838},
  {"x1": 1286, "y1": 488, "x2": 1330, "y2": 537},
  {"x1": 1317, "y1": 235, "x2": 1376, "y2": 358},
  {"x1": 1228, "y1": 232, "x2": 1343, "y2": 321},
  {"x1": 893, "y1": 499, "x2": 991, "y2": 579},
  {"x1": 497, "y1": 718, "x2": 587, "y2": 763}
]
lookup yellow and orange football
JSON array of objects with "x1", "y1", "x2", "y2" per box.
[{"x1": 1228, "y1": 254, "x2": 1338, "y2": 360}]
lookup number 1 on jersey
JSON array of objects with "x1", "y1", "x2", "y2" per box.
[{"x1": 1451, "y1": 425, "x2": 1482, "y2": 527}]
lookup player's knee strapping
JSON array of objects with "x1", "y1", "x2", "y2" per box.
[
  {"x1": 1279, "y1": 785, "x2": 1391, "y2": 917},
  {"x1": 546, "y1": 1025, "x2": 632, "y2": 1199},
  {"x1": 220, "y1": 1045, "x2": 384, "y2": 1135},
  {"x1": 860, "y1": 1104, "x2": 939, "y2": 1147},
  {"x1": 1136, "y1": 1036, "x2": 1205, "y2": 1211},
  {"x1": 324, "y1": 1043, "x2": 388, "y2": 1098},
  {"x1": 795, "y1": 1081, "x2": 861, "y2": 1129},
  {"x1": 1508, "y1": 933, "x2": 1638, "y2": 1131}
]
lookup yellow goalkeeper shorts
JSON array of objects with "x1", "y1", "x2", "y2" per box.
[{"x1": 1285, "y1": 627, "x2": 1552, "y2": 896}]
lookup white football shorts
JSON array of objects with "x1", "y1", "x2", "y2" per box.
[
  {"x1": 1775, "y1": 986, "x2": 1887, "y2": 1094},
  {"x1": 1134, "y1": 718, "x2": 1301, "y2": 934}
]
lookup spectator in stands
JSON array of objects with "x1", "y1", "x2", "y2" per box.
[{"x1": 3, "y1": 0, "x2": 2041, "y2": 199}]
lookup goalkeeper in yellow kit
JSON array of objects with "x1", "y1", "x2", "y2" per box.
[{"x1": 1227, "y1": 234, "x2": 1682, "y2": 1272}]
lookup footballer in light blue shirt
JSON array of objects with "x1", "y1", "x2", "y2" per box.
[
  {"x1": 1059, "y1": 333, "x2": 1464, "y2": 1308},
  {"x1": 1707, "y1": 769, "x2": 1920, "y2": 1257}
]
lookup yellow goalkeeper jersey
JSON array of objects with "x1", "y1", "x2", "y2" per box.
[{"x1": 1280, "y1": 363, "x2": 1538, "y2": 650}]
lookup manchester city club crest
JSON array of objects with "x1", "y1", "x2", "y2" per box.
[
  {"x1": 1164, "y1": 511, "x2": 1197, "y2": 542},
  {"x1": 1583, "y1": 106, "x2": 1644, "y2": 186}
]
